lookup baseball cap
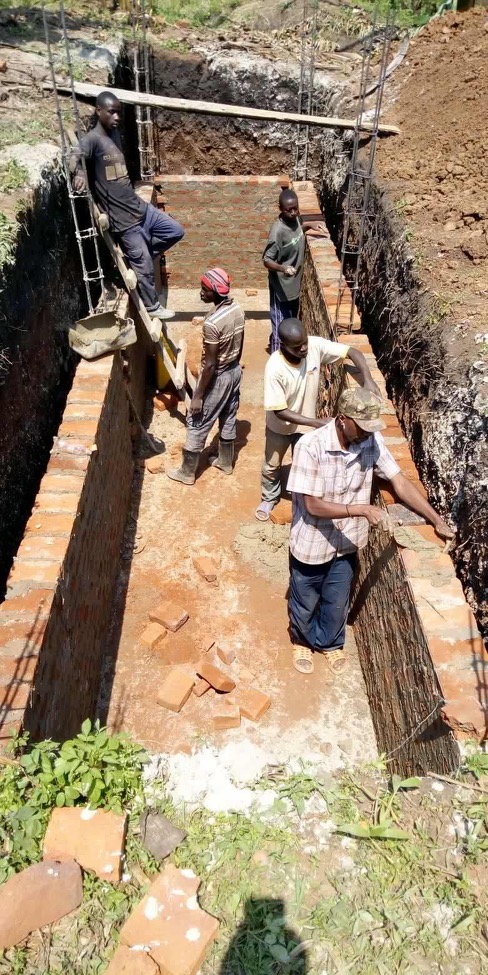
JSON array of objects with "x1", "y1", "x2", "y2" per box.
[
  {"x1": 201, "y1": 267, "x2": 230, "y2": 296},
  {"x1": 337, "y1": 387, "x2": 386, "y2": 433}
]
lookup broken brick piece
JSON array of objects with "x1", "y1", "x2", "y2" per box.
[
  {"x1": 192, "y1": 556, "x2": 218, "y2": 583},
  {"x1": 145, "y1": 455, "x2": 164, "y2": 474},
  {"x1": 217, "y1": 643, "x2": 236, "y2": 666},
  {"x1": 153, "y1": 392, "x2": 178, "y2": 412},
  {"x1": 235, "y1": 687, "x2": 271, "y2": 722},
  {"x1": 140, "y1": 621, "x2": 167, "y2": 649},
  {"x1": 120, "y1": 863, "x2": 219, "y2": 975},
  {"x1": 157, "y1": 669, "x2": 195, "y2": 712},
  {"x1": 214, "y1": 704, "x2": 241, "y2": 730},
  {"x1": 0, "y1": 859, "x2": 82, "y2": 949},
  {"x1": 197, "y1": 659, "x2": 235, "y2": 693},
  {"x1": 43, "y1": 807, "x2": 127, "y2": 883},
  {"x1": 238, "y1": 667, "x2": 255, "y2": 684},
  {"x1": 149, "y1": 601, "x2": 189, "y2": 632},
  {"x1": 192, "y1": 677, "x2": 211, "y2": 697},
  {"x1": 106, "y1": 946, "x2": 158, "y2": 974}
]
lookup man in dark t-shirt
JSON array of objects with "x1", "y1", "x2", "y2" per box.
[
  {"x1": 70, "y1": 91, "x2": 184, "y2": 321},
  {"x1": 263, "y1": 189, "x2": 327, "y2": 353}
]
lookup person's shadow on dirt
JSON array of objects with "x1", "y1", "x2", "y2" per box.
[{"x1": 219, "y1": 897, "x2": 308, "y2": 975}]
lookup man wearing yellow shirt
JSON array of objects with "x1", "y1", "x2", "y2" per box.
[{"x1": 255, "y1": 318, "x2": 380, "y2": 521}]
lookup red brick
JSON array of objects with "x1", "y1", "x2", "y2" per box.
[
  {"x1": 428, "y1": 634, "x2": 487, "y2": 668},
  {"x1": 149, "y1": 602, "x2": 189, "y2": 632},
  {"x1": 238, "y1": 666, "x2": 255, "y2": 684},
  {"x1": 153, "y1": 392, "x2": 178, "y2": 412},
  {"x1": 17, "y1": 536, "x2": 70, "y2": 562},
  {"x1": 145, "y1": 455, "x2": 164, "y2": 474},
  {"x1": 411, "y1": 524, "x2": 445, "y2": 548},
  {"x1": 216, "y1": 644, "x2": 236, "y2": 666},
  {"x1": 213, "y1": 704, "x2": 241, "y2": 730},
  {"x1": 156, "y1": 669, "x2": 195, "y2": 712},
  {"x1": 63, "y1": 403, "x2": 102, "y2": 419},
  {"x1": 192, "y1": 677, "x2": 211, "y2": 697},
  {"x1": 58, "y1": 419, "x2": 99, "y2": 440},
  {"x1": 439, "y1": 672, "x2": 487, "y2": 738},
  {"x1": 140, "y1": 622, "x2": 166, "y2": 649},
  {"x1": 7, "y1": 561, "x2": 61, "y2": 587},
  {"x1": 0, "y1": 655, "x2": 37, "y2": 683},
  {"x1": 47, "y1": 453, "x2": 89, "y2": 474},
  {"x1": 40, "y1": 474, "x2": 84, "y2": 493},
  {"x1": 270, "y1": 500, "x2": 292, "y2": 525},
  {"x1": 0, "y1": 718, "x2": 23, "y2": 743},
  {"x1": 105, "y1": 946, "x2": 158, "y2": 975},
  {"x1": 34, "y1": 493, "x2": 79, "y2": 514},
  {"x1": 192, "y1": 556, "x2": 218, "y2": 583},
  {"x1": 235, "y1": 687, "x2": 271, "y2": 722},
  {"x1": 0, "y1": 681, "x2": 31, "y2": 710},
  {"x1": 25, "y1": 512, "x2": 74, "y2": 535},
  {"x1": 197, "y1": 659, "x2": 235, "y2": 693},
  {"x1": 0, "y1": 620, "x2": 45, "y2": 652},
  {"x1": 0, "y1": 590, "x2": 53, "y2": 621},
  {"x1": 66, "y1": 387, "x2": 106, "y2": 405}
]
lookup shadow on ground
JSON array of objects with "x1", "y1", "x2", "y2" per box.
[{"x1": 219, "y1": 898, "x2": 308, "y2": 975}]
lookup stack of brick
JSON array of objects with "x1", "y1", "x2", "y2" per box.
[{"x1": 296, "y1": 180, "x2": 487, "y2": 770}]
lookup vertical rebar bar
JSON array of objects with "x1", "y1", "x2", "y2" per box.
[
  {"x1": 294, "y1": 0, "x2": 318, "y2": 182},
  {"x1": 42, "y1": 2, "x2": 106, "y2": 314},
  {"x1": 334, "y1": 6, "x2": 394, "y2": 334}
]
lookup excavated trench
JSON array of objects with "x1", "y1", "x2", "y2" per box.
[{"x1": 0, "y1": 42, "x2": 484, "y2": 768}]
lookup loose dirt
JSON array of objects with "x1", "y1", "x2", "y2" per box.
[
  {"x1": 233, "y1": 522, "x2": 290, "y2": 584},
  {"x1": 376, "y1": 8, "x2": 488, "y2": 351}
]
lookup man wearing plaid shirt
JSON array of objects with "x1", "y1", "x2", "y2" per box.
[{"x1": 287, "y1": 387, "x2": 454, "y2": 676}]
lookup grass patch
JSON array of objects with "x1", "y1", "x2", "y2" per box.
[
  {"x1": 0, "y1": 212, "x2": 20, "y2": 268},
  {"x1": 1, "y1": 730, "x2": 488, "y2": 974},
  {"x1": 152, "y1": 0, "x2": 242, "y2": 26},
  {"x1": 0, "y1": 160, "x2": 29, "y2": 194}
]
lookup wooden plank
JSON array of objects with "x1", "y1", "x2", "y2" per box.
[
  {"x1": 53, "y1": 80, "x2": 401, "y2": 136},
  {"x1": 174, "y1": 339, "x2": 187, "y2": 391}
]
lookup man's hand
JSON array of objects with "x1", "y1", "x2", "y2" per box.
[
  {"x1": 189, "y1": 395, "x2": 203, "y2": 415},
  {"x1": 305, "y1": 222, "x2": 328, "y2": 237},
  {"x1": 283, "y1": 265, "x2": 297, "y2": 277},
  {"x1": 433, "y1": 518, "x2": 455, "y2": 541},
  {"x1": 359, "y1": 504, "x2": 388, "y2": 527},
  {"x1": 73, "y1": 173, "x2": 86, "y2": 193}
]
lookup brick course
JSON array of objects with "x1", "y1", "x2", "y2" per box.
[
  {"x1": 298, "y1": 180, "x2": 487, "y2": 773},
  {"x1": 158, "y1": 175, "x2": 289, "y2": 289},
  {"x1": 0, "y1": 312, "x2": 148, "y2": 745}
]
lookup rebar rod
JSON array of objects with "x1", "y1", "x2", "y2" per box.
[{"x1": 42, "y1": 2, "x2": 106, "y2": 314}]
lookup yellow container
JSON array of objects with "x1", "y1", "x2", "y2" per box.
[{"x1": 155, "y1": 335, "x2": 174, "y2": 391}]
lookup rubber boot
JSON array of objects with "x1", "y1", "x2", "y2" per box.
[
  {"x1": 210, "y1": 439, "x2": 234, "y2": 475},
  {"x1": 167, "y1": 449, "x2": 201, "y2": 485}
]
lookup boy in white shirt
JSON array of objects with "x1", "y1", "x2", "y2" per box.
[{"x1": 255, "y1": 318, "x2": 380, "y2": 521}]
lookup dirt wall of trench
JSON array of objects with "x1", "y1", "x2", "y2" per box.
[{"x1": 319, "y1": 138, "x2": 488, "y2": 649}]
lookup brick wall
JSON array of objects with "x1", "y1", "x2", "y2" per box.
[
  {"x1": 298, "y1": 180, "x2": 487, "y2": 774},
  {"x1": 159, "y1": 175, "x2": 289, "y2": 289},
  {"x1": 0, "y1": 314, "x2": 148, "y2": 746}
]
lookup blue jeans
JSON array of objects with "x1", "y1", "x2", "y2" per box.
[
  {"x1": 269, "y1": 287, "x2": 299, "y2": 353},
  {"x1": 118, "y1": 203, "x2": 184, "y2": 311},
  {"x1": 289, "y1": 551, "x2": 357, "y2": 651}
]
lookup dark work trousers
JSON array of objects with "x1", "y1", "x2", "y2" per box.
[
  {"x1": 118, "y1": 203, "x2": 184, "y2": 311},
  {"x1": 186, "y1": 362, "x2": 242, "y2": 452},
  {"x1": 269, "y1": 287, "x2": 300, "y2": 353},
  {"x1": 288, "y1": 551, "x2": 357, "y2": 651}
]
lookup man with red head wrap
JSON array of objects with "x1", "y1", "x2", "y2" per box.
[{"x1": 168, "y1": 268, "x2": 245, "y2": 485}]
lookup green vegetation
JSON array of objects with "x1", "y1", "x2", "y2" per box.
[
  {"x1": 1, "y1": 726, "x2": 488, "y2": 974},
  {"x1": 0, "y1": 161, "x2": 29, "y2": 195},
  {"x1": 0, "y1": 213, "x2": 19, "y2": 268}
]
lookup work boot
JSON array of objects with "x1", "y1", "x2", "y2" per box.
[
  {"x1": 148, "y1": 303, "x2": 175, "y2": 321},
  {"x1": 210, "y1": 439, "x2": 234, "y2": 475},
  {"x1": 167, "y1": 449, "x2": 201, "y2": 485}
]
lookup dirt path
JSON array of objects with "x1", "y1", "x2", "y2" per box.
[{"x1": 100, "y1": 288, "x2": 376, "y2": 770}]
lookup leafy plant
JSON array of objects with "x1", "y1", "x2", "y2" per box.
[
  {"x1": 0, "y1": 720, "x2": 147, "y2": 882},
  {"x1": 0, "y1": 211, "x2": 19, "y2": 267},
  {"x1": 336, "y1": 776, "x2": 420, "y2": 842},
  {"x1": 463, "y1": 747, "x2": 488, "y2": 781}
]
